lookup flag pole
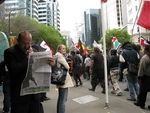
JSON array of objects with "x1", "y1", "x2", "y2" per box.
[
  {"x1": 131, "y1": 0, "x2": 143, "y2": 40},
  {"x1": 100, "y1": 0, "x2": 109, "y2": 108}
]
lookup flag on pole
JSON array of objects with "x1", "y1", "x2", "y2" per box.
[
  {"x1": 112, "y1": 37, "x2": 121, "y2": 49},
  {"x1": 140, "y1": 36, "x2": 150, "y2": 46},
  {"x1": 37, "y1": 39, "x2": 55, "y2": 55},
  {"x1": 101, "y1": 0, "x2": 108, "y2": 3},
  {"x1": 137, "y1": 0, "x2": 150, "y2": 30},
  {"x1": 93, "y1": 40, "x2": 103, "y2": 52},
  {"x1": 77, "y1": 39, "x2": 87, "y2": 55},
  {"x1": 70, "y1": 40, "x2": 79, "y2": 51}
]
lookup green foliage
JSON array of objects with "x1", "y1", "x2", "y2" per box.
[
  {"x1": 100, "y1": 28, "x2": 130, "y2": 49},
  {"x1": 0, "y1": 16, "x2": 66, "y2": 52},
  {"x1": 33, "y1": 23, "x2": 65, "y2": 52}
]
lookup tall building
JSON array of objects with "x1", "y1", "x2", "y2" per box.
[
  {"x1": 0, "y1": 0, "x2": 60, "y2": 30},
  {"x1": 26, "y1": 0, "x2": 39, "y2": 21},
  {"x1": 83, "y1": 9, "x2": 102, "y2": 47},
  {"x1": 102, "y1": 0, "x2": 150, "y2": 43},
  {"x1": 4, "y1": 0, "x2": 19, "y2": 19},
  {"x1": 38, "y1": 0, "x2": 60, "y2": 30}
]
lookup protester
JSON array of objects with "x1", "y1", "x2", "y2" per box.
[
  {"x1": 76, "y1": 50, "x2": 84, "y2": 78},
  {"x1": 4, "y1": 30, "x2": 55, "y2": 113},
  {"x1": 84, "y1": 54, "x2": 91, "y2": 80},
  {"x1": 108, "y1": 49, "x2": 122, "y2": 96},
  {"x1": 119, "y1": 41, "x2": 140, "y2": 101},
  {"x1": 88, "y1": 47, "x2": 105, "y2": 94},
  {"x1": 55, "y1": 44, "x2": 74, "y2": 113},
  {"x1": 66, "y1": 55, "x2": 74, "y2": 76},
  {"x1": 136, "y1": 44, "x2": 144, "y2": 59},
  {"x1": 134, "y1": 45, "x2": 150, "y2": 109},
  {"x1": 70, "y1": 51, "x2": 83, "y2": 87}
]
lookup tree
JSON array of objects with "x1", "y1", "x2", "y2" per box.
[
  {"x1": 99, "y1": 28, "x2": 130, "y2": 49},
  {"x1": 0, "y1": 16, "x2": 66, "y2": 51}
]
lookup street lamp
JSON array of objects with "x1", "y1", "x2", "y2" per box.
[{"x1": 8, "y1": 7, "x2": 27, "y2": 36}]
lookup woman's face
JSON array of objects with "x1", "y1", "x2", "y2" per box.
[{"x1": 59, "y1": 45, "x2": 66, "y2": 55}]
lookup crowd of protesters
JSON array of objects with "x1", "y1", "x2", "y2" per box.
[{"x1": 0, "y1": 30, "x2": 150, "y2": 113}]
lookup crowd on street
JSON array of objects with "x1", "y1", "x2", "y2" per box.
[{"x1": 0, "y1": 30, "x2": 150, "y2": 113}]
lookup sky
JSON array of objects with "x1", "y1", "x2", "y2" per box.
[{"x1": 58, "y1": 0, "x2": 100, "y2": 41}]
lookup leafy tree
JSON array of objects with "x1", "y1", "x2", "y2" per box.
[
  {"x1": 0, "y1": 16, "x2": 66, "y2": 51},
  {"x1": 99, "y1": 28, "x2": 130, "y2": 49}
]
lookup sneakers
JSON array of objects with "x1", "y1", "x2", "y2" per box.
[
  {"x1": 116, "y1": 92, "x2": 122, "y2": 96},
  {"x1": 111, "y1": 90, "x2": 115, "y2": 94},
  {"x1": 127, "y1": 97, "x2": 136, "y2": 101},
  {"x1": 74, "y1": 85, "x2": 79, "y2": 87}
]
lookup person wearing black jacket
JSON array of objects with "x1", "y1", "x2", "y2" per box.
[
  {"x1": 108, "y1": 49, "x2": 122, "y2": 96},
  {"x1": 4, "y1": 30, "x2": 55, "y2": 113},
  {"x1": 119, "y1": 41, "x2": 140, "y2": 101},
  {"x1": 89, "y1": 47, "x2": 105, "y2": 93}
]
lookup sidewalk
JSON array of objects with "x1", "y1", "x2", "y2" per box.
[{"x1": 0, "y1": 78, "x2": 150, "y2": 113}]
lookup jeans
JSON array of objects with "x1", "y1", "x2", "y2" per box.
[
  {"x1": 126, "y1": 74, "x2": 139, "y2": 99},
  {"x1": 3, "y1": 81, "x2": 11, "y2": 112},
  {"x1": 57, "y1": 88, "x2": 68, "y2": 113}
]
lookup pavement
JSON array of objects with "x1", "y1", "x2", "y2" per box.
[{"x1": 0, "y1": 77, "x2": 150, "y2": 113}]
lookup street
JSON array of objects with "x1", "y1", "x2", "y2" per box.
[{"x1": 0, "y1": 77, "x2": 150, "y2": 113}]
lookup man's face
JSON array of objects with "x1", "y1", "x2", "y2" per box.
[{"x1": 18, "y1": 34, "x2": 32, "y2": 53}]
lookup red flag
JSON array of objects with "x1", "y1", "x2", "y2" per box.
[
  {"x1": 140, "y1": 36, "x2": 150, "y2": 46},
  {"x1": 101, "y1": 0, "x2": 107, "y2": 3},
  {"x1": 137, "y1": 0, "x2": 150, "y2": 30}
]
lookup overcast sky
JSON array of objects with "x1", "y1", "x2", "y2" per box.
[{"x1": 58, "y1": 0, "x2": 100, "y2": 41}]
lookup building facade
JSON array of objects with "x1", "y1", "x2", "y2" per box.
[
  {"x1": 83, "y1": 9, "x2": 102, "y2": 47},
  {"x1": 0, "y1": 0, "x2": 60, "y2": 30}
]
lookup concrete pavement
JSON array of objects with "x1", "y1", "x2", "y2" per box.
[{"x1": 0, "y1": 78, "x2": 150, "y2": 113}]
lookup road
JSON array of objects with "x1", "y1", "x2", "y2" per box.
[{"x1": 0, "y1": 77, "x2": 150, "y2": 113}]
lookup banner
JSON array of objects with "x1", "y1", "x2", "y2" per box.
[{"x1": 137, "y1": 0, "x2": 150, "y2": 30}]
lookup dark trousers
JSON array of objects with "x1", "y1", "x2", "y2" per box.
[
  {"x1": 91, "y1": 69, "x2": 105, "y2": 91},
  {"x1": 74, "y1": 74, "x2": 82, "y2": 85},
  {"x1": 85, "y1": 66, "x2": 90, "y2": 79},
  {"x1": 10, "y1": 95, "x2": 44, "y2": 113},
  {"x1": 3, "y1": 81, "x2": 10, "y2": 112},
  {"x1": 138, "y1": 76, "x2": 150, "y2": 107}
]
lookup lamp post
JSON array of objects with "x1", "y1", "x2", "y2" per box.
[{"x1": 8, "y1": 7, "x2": 27, "y2": 36}]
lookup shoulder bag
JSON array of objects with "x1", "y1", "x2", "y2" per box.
[
  {"x1": 51, "y1": 57, "x2": 67, "y2": 85},
  {"x1": 127, "y1": 62, "x2": 138, "y2": 75}
]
